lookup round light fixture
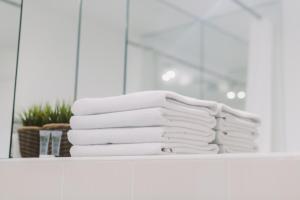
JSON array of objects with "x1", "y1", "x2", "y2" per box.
[
  {"x1": 226, "y1": 91, "x2": 236, "y2": 99},
  {"x1": 237, "y1": 91, "x2": 246, "y2": 99},
  {"x1": 162, "y1": 74, "x2": 171, "y2": 81},
  {"x1": 162, "y1": 70, "x2": 176, "y2": 82}
]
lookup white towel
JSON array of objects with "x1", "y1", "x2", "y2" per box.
[
  {"x1": 68, "y1": 127, "x2": 216, "y2": 145},
  {"x1": 217, "y1": 130, "x2": 257, "y2": 140},
  {"x1": 219, "y1": 144, "x2": 257, "y2": 153},
  {"x1": 218, "y1": 114, "x2": 258, "y2": 129},
  {"x1": 70, "y1": 108, "x2": 216, "y2": 130},
  {"x1": 72, "y1": 90, "x2": 218, "y2": 116},
  {"x1": 216, "y1": 130, "x2": 256, "y2": 142},
  {"x1": 215, "y1": 118, "x2": 258, "y2": 136},
  {"x1": 215, "y1": 132, "x2": 255, "y2": 149},
  {"x1": 217, "y1": 104, "x2": 261, "y2": 124},
  {"x1": 70, "y1": 143, "x2": 219, "y2": 157}
]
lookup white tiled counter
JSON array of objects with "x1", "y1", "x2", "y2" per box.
[{"x1": 0, "y1": 153, "x2": 300, "y2": 200}]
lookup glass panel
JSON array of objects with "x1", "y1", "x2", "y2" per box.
[
  {"x1": 77, "y1": 0, "x2": 126, "y2": 98},
  {"x1": 126, "y1": 0, "x2": 203, "y2": 96},
  {"x1": 0, "y1": 0, "x2": 22, "y2": 158},
  {"x1": 126, "y1": 0, "x2": 248, "y2": 108},
  {"x1": 11, "y1": 0, "x2": 79, "y2": 158},
  {"x1": 203, "y1": 23, "x2": 248, "y2": 109}
]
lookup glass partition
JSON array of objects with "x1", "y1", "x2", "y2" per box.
[
  {"x1": 76, "y1": 0, "x2": 126, "y2": 99},
  {"x1": 126, "y1": 0, "x2": 249, "y2": 109},
  {"x1": 126, "y1": 0, "x2": 203, "y2": 97},
  {"x1": 0, "y1": 0, "x2": 22, "y2": 158},
  {"x1": 10, "y1": 0, "x2": 127, "y2": 158},
  {"x1": 8, "y1": 0, "x2": 282, "y2": 157},
  {"x1": 11, "y1": 0, "x2": 80, "y2": 157},
  {"x1": 202, "y1": 22, "x2": 248, "y2": 109}
]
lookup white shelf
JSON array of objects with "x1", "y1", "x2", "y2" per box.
[
  {"x1": 6, "y1": 152, "x2": 300, "y2": 162},
  {"x1": 0, "y1": 153, "x2": 300, "y2": 200}
]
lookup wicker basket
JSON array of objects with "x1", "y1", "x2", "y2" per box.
[
  {"x1": 42, "y1": 123, "x2": 71, "y2": 157},
  {"x1": 18, "y1": 126, "x2": 41, "y2": 157},
  {"x1": 18, "y1": 123, "x2": 71, "y2": 157}
]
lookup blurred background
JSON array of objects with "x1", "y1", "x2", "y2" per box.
[{"x1": 1, "y1": 0, "x2": 298, "y2": 158}]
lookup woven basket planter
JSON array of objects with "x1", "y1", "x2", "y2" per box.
[
  {"x1": 18, "y1": 123, "x2": 71, "y2": 157},
  {"x1": 18, "y1": 126, "x2": 41, "y2": 157},
  {"x1": 42, "y1": 123, "x2": 71, "y2": 157}
]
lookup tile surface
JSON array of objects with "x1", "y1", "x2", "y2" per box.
[
  {"x1": 62, "y1": 160, "x2": 132, "y2": 200},
  {"x1": 0, "y1": 161, "x2": 63, "y2": 200},
  {"x1": 228, "y1": 158, "x2": 300, "y2": 200},
  {"x1": 133, "y1": 159, "x2": 228, "y2": 200},
  {"x1": 1, "y1": 155, "x2": 300, "y2": 200}
]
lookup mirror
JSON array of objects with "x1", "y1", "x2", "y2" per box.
[
  {"x1": 10, "y1": 0, "x2": 127, "y2": 158},
  {"x1": 8, "y1": 0, "x2": 287, "y2": 158},
  {"x1": 0, "y1": 0, "x2": 22, "y2": 158},
  {"x1": 126, "y1": 0, "x2": 249, "y2": 109},
  {"x1": 76, "y1": 0, "x2": 126, "y2": 98},
  {"x1": 11, "y1": 0, "x2": 80, "y2": 157}
]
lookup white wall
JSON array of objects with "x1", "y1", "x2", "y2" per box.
[
  {"x1": 77, "y1": 0, "x2": 126, "y2": 98},
  {"x1": 282, "y1": 1, "x2": 300, "y2": 151},
  {"x1": 0, "y1": 49, "x2": 17, "y2": 158},
  {"x1": 15, "y1": 0, "x2": 80, "y2": 113},
  {"x1": 16, "y1": 0, "x2": 127, "y2": 108},
  {"x1": 0, "y1": 2, "x2": 21, "y2": 158}
]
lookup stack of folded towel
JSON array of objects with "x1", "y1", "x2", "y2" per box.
[
  {"x1": 214, "y1": 104, "x2": 260, "y2": 153},
  {"x1": 68, "y1": 91, "x2": 220, "y2": 157}
]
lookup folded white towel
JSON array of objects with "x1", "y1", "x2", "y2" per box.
[
  {"x1": 219, "y1": 144, "x2": 258, "y2": 153},
  {"x1": 217, "y1": 130, "x2": 257, "y2": 140},
  {"x1": 217, "y1": 104, "x2": 261, "y2": 124},
  {"x1": 215, "y1": 132, "x2": 255, "y2": 149},
  {"x1": 216, "y1": 131, "x2": 256, "y2": 142},
  {"x1": 68, "y1": 127, "x2": 216, "y2": 145},
  {"x1": 215, "y1": 118, "x2": 258, "y2": 136},
  {"x1": 72, "y1": 90, "x2": 218, "y2": 116},
  {"x1": 218, "y1": 114, "x2": 258, "y2": 129},
  {"x1": 70, "y1": 143, "x2": 219, "y2": 157},
  {"x1": 70, "y1": 108, "x2": 216, "y2": 130}
]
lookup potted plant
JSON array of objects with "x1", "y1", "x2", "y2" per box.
[
  {"x1": 18, "y1": 105, "x2": 45, "y2": 157},
  {"x1": 18, "y1": 102, "x2": 72, "y2": 157},
  {"x1": 42, "y1": 102, "x2": 73, "y2": 157}
]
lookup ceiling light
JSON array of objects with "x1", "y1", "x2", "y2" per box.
[
  {"x1": 226, "y1": 91, "x2": 236, "y2": 99},
  {"x1": 237, "y1": 91, "x2": 246, "y2": 99},
  {"x1": 162, "y1": 70, "x2": 176, "y2": 82},
  {"x1": 162, "y1": 74, "x2": 171, "y2": 81}
]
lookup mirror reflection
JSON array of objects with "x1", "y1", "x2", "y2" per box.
[
  {"x1": 11, "y1": 0, "x2": 79, "y2": 157},
  {"x1": 0, "y1": 0, "x2": 21, "y2": 158},
  {"x1": 3, "y1": 0, "x2": 287, "y2": 158}
]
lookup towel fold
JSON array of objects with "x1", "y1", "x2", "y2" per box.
[
  {"x1": 68, "y1": 127, "x2": 215, "y2": 145},
  {"x1": 215, "y1": 118, "x2": 258, "y2": 136},
  {"x1": 218, "y1": 130, "x2": 257, "y2": 140},
  {"x1": 215, "y1": 131, "x2": 255, "y2": 149},
  {"x1": 218, "y1": 114, "x2": 258, "y2": 129},
  {"x1": 217, "y1": 104, "x2": 261, "y2": 124},
  {"x1": 72, "y1": 90, "x2": 218, "y2": 116},
  {"x1": 70, "y1": 143, "x2": 219, "y2": 157},
  {"x1": 214, "y1": 105, "x2": 260, "y2": 153},
  {"x1": 70, "y1": 108, "x2": 216, "y2": 130}
]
